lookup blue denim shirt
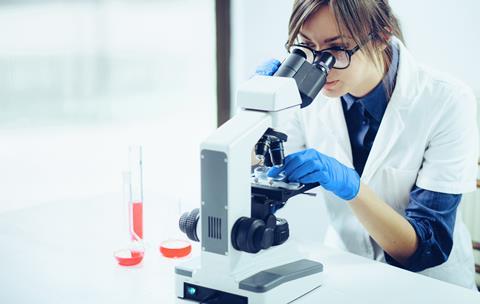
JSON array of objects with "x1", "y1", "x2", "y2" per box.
[{"x1": 341, "y1": 42, "x2": 461, "y2": 272}]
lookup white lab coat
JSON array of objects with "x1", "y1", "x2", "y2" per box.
[{"x1": 281, "y1": 37, "x2": 478, "y2": 289}]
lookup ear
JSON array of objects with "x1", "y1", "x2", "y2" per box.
[
  {"x1": 379, "y1": 26, "x2": 393, "y2": 42},
  {"x1": 375, "y1": 28, "x2": 393, "y2": 51}
]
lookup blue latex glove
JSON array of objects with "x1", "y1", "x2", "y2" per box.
[
  {"x1": 268, "y1": 148, "x2": 360, "y2": 200},
  {"x1": 255, "y1": 59, "x2": 281, "y2": 76}
]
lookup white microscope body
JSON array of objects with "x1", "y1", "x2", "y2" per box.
[{"x1": 174, "y1": 75, "x2": 324, "y2": 304}]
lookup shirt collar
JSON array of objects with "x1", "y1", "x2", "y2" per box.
[{"x1": 342, "y1": 41, "x2": 399, "y2": 122}]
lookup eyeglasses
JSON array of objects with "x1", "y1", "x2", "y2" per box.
[{"x1": 287, "y1": 34, "x2": 373, "y2": 70}]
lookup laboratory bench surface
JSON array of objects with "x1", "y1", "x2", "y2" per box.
[{"x1": 0, "y1": 193, "x2": 479, "y2": 304}]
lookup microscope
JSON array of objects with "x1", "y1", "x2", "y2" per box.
[{"x1": 174, "y1": 49, "x2": 335, "y2": 303}]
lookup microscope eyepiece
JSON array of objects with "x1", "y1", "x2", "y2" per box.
[
  {"x1": 273, "y1": 49, "x2": 307, "y2": 78},
  {"x1": 291, "y1": 47, "x2": 307, "y2": 59},
  {"x1": 313, "y1": 52, "x2": 336, "y2": 73}
]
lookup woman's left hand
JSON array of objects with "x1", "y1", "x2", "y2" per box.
[{"x1": 268, "y1": 148, "x2": 361, "y2": 200}]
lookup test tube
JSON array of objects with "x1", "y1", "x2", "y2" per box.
[
  {"x1": 129, "y1": 145, "x2": 143, "y2": 241},
  {"x1": 114, "y1": 171, "x2": 145, "y2": 266}
]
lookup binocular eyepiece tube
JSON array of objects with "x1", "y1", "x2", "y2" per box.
[{"x1": 274, "y1": 47, "x2": 336, "y2": 108}]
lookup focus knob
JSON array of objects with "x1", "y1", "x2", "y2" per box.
[
  {"x1": 273, "y1": 218, "x2": 289, "y2": 246},
  {"x1": 259, "y1": 227, "x2": 274, "y2": 249},
  {"x1": 179, "y1": 208, "x2": 200, "y2": 242},
  {"x1": 232, "y1": 215, "x2": 277, "y2": 253}
]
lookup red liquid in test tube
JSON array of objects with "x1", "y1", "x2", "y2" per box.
[
  {"x1": 129, "y1": 145, "x2": 144, "y2": 241},
  {"x1": 131, "y1": 201, "x2": 143, "y2": 240}
]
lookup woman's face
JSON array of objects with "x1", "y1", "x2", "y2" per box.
[{"x1": 300, "y1": 5, "x2": 384, "y2": 98}]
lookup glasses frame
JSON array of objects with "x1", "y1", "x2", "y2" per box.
[{"x1": 288, "y1": 34, "x2": 374, "y2": 70}]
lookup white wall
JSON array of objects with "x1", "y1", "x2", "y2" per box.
[{"x1": 389, "y1": 0, "x2": 480, "y2": 95}]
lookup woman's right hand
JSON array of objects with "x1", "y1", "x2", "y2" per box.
[{"x1": 255, "y1": 59, "x2": 281, "y2": 76}]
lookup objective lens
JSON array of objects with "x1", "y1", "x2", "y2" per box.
[
  {"x1": 269, "y1": 140, "x2": 285, "y2": 166},
  {"x1": 255, "y1": 136, "x2": 270, "y2": 160}
]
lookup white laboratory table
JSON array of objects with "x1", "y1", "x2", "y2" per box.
[{"x1": 0, "y1": 193, "x2": 479, "y2": 304}]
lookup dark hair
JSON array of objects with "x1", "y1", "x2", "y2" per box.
[{"x1": 287, "y1": 0, "x2": 404, "y2": 71}]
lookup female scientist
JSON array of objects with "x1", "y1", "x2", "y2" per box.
[{"x1": 257, "y1": 0, "x2": 478, "y2": 289}]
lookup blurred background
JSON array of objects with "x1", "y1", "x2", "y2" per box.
[
  {"x1": 0, "y1": 0, "x2": 478, "y2": 257},
  {"x1": 0, "y1": 0, "x2": 217, "y2": 212}
]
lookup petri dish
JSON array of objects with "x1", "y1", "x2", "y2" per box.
[
  {"x1": 114, "y1": 248, "x2": 145, "y2": 266},
  {"x1": 159, "y1": 239, "x2": 192, "y2": 258}
]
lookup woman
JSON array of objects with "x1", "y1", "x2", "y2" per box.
[{"x1": 257, "y1": 0, "x2": 478, "y2": 289}]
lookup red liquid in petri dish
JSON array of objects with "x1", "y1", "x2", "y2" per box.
[
  {"x1": 114, "y1": 249, "x2": 144, "y2": 266},
  {"x1": 160, "y1": 240, "x2": 192, "y2": 258},
  {"x1": 131, "y1": 201, "x2": 143, "y2": 240}
]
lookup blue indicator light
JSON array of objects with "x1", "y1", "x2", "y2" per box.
[{"x1": 187, "y1": 286, "x2": 197, "y2": 296}]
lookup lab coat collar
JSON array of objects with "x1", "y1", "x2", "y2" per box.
[
  {"x1": 360, "y1": 37, "x2": 420, "y2": 183},
  {"x1": 319, "y1": 37, "x2": 421, "y2": 184},
  {"x1": 385, "y1": 37, "x2": 422, "y2": 108},
  {"x1": 341, "y1": 40, "x2": 399, "y2": 123}
]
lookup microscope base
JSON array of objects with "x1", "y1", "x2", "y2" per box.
[{"x1": 175, "y1": 257, "x2": 323, "y2": 303}]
